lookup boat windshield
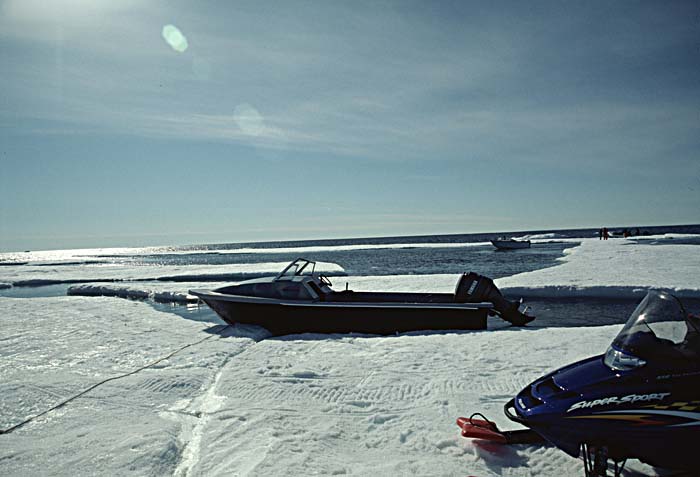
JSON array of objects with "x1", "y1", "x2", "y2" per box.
[
  {"x1": 605, "y1": 291, "x2": 700, "y2": 370},
  {"x1": 276, "y1": 258, "x2": 316, "y2": 280}
]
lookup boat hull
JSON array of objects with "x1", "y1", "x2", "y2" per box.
[
  {"x1": 491, "y1": 240, "x2": 531, "y2": 250},
  {"x1": 193, "y1": 293, "x2": 489, "y2": 335}
]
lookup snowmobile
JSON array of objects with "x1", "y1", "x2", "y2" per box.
[{"x1": 457, "y1": 290, "x2": 700, "y2": 476}]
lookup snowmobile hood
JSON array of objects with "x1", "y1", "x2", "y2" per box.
[
  {"x1": 550, "y1": 355, "x2": 616, "y2": 392},
  {"x1": 514, "y1": 355, "x2": 622, "y2": 417}
]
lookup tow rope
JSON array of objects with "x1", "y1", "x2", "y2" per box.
[{"x1": 0, "y1": 324, "x2": 231, "y2": 435}]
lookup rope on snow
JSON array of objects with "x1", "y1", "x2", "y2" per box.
[{"x1": 0, "y1": 324, "x2": 231, "y2": 435}]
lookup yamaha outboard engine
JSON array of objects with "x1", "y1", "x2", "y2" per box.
[{"x1": 455, "y1": 272, "x2": 534, "y2": 326}]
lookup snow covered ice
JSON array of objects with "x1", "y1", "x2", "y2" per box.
[
  {"x1": 1, "y1": 235, "x2": 700, "y2": 476},
  {"x1": 0, "y1": 297, "x2": 613, "y2": 476}
]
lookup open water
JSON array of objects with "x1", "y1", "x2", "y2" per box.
[{"x1": 2, "y1": 224, "x2": 700, "y2": 330}]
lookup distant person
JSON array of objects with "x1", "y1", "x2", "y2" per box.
[
  {"x1": 603, "y1": 227, "x2": 609, "y2": 240},
  {"x1": 598, "y1": 228, "x2": 603, "y2": 240}
]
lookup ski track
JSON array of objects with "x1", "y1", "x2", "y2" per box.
[{"x1": 171, "y1": 357, "x2": 231, "y2": 477}]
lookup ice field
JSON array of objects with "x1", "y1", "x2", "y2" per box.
[{"x1": 1, "y1": 236, "x2": 700, "y2": 476}]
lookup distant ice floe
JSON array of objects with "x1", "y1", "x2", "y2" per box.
[
  {"x1": 497, "y1": 237, "x2": 700, "y2": 299},
  {"x1": 206, "y1": 242, "x2": 491, "y2": 254},
  {"x1": 60, "y1": 260, "x2": 342, "y2": 305},
  {"x1": 633, "y1": 233, "x2": 700, "y2": 240},
  {"x1": 512, "y1": 232, "x2": 570, "y2": 241},
  {"x1": 0, "y1": 246, "x2": 151, "y2": 264},
  {"x1": 0, "y1": 242, "x2": 490, "y2": 265},
  {"x1": 97, "y1": 241, "x2": 492, "y2": 257},
  {"x1": 0, "y1": 261, "x2": 345, "y2": 289},
  {"x1": 68, "y1": 284, "x2": 197, "y2": 304}
]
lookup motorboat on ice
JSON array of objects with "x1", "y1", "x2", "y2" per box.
[
  {"x1": 491, "y1": 237, "x2": 531, "y2": 250},
  {"x1": 190, "y1": 258, "x2": 534, "y2": 336}
]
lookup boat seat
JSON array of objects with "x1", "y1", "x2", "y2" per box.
[{"x1": 307, "y1": 280, "x2": 326, "y2": 301}]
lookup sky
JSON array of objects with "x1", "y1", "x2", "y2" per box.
[{"x1": 1, "y1": 0, "x2": 699, "y2": 251}]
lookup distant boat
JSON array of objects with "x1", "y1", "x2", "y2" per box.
[{"x1": 491, "y1": 237, "x2": 531, "y2": 250}]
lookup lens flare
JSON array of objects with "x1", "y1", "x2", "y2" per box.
[
  {"x1": 233, "y1": 103, "x2": 265, "y2": 136},
  {"x1": 162, "y1": 24, "x2": 188, "y2": 53}
]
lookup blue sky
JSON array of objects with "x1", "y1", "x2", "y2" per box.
[{"x1": 1, "y1": 0, "x2": 698, "y2": 251}]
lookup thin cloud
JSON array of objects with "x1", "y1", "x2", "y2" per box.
[{"x1": 1, "y1": 0, "x2": 698, "y2": 170}]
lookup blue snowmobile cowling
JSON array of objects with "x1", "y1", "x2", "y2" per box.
[{"x1": 459, "y1": 290, "x2": 700, "y2": 476}]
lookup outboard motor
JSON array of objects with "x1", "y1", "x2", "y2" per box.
[{"x1": 455, "y1": 272, "x2": 534, "y2": 326}]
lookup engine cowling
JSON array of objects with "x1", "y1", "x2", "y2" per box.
[{"x1": 455, "y1": 272, "x2": 534, "y2": 326}]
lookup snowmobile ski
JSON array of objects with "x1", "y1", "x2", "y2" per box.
[{"x1": 456, "y1": 415, "x2": 544, "y2": 445}]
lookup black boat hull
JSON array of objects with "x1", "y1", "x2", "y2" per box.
[{"x1": 197, "y1": 295, "x2": 489, "y2": 335}]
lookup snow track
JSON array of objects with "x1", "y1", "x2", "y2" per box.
[
  {"x1": 184, "y1": 330, "x2": 606, "y2": 476},
  {"x1": 172, "y1": 356, "x2": 233, "y2": 477}
]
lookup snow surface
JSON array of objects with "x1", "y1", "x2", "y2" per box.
[
  {"x1": 2, "y1": 296, "x2": 659, "y2": 477},
  {"x1": 2, "y1": 236, "x2": 699, "y2": 476},
  {"x1": 498, "y1": 237, "x2": 700, "y2": 299}
]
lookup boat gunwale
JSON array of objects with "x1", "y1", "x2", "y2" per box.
[{"x1": 189, "y1": 289, "x2": 494, "y2": 310}]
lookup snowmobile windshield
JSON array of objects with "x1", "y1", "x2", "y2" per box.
[{"x1": 606, "y1": 291, "x2": 700, "y2": 370}]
